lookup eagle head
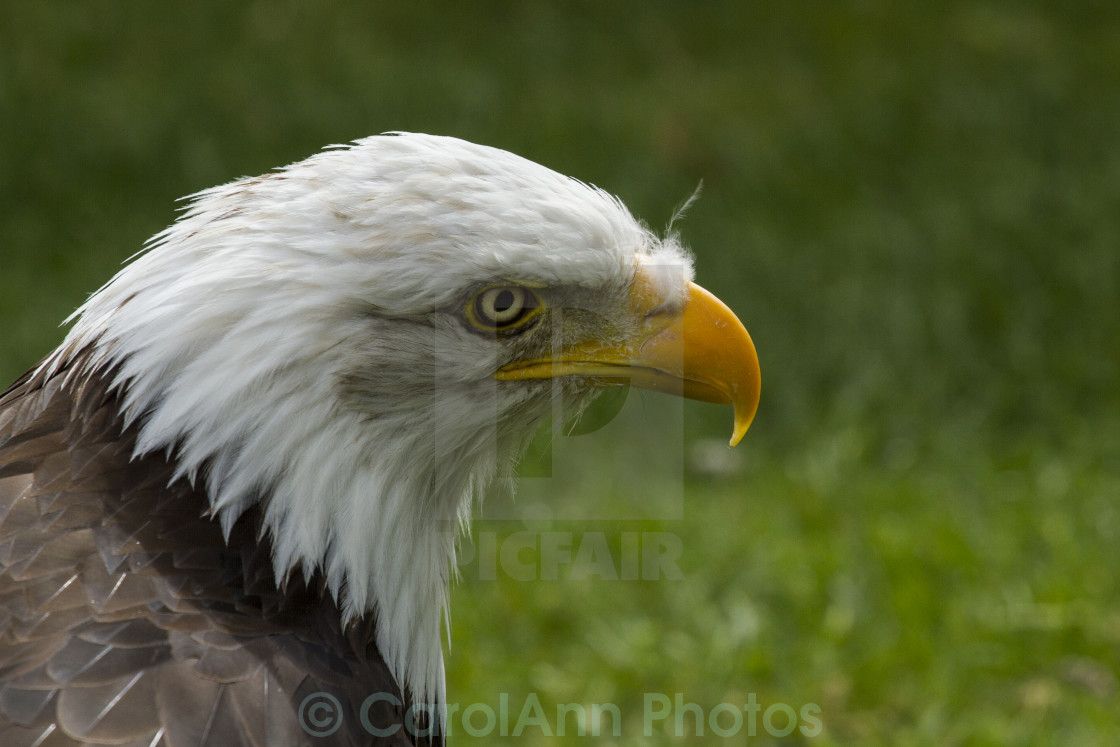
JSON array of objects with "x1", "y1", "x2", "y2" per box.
[{"x1": 46, "y1": 133, "x2": 760, "y2": 709}]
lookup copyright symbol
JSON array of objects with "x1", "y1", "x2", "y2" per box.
[{"x1": 299, "y1": 692, "x2": 343, "y2": 738}]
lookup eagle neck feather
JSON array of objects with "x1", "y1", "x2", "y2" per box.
[{"x1": 42, "y1": 337, "x2": 475, "y2": 714}]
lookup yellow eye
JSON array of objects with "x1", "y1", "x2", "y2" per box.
[{"x1": 467, "y1": 286, "x2": 542, "y2": 332}]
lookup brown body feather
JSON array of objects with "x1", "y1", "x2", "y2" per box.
[{"x1": 0, "y1": 357, "x2": 431, "y2": 746}]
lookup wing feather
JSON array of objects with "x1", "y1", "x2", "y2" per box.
[{"x1": 0, "y1": 358, "x2": 426, "y2": 745}]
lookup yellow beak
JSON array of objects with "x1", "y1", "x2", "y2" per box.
[{"x1": 494, "y1": 268, "x2": 761, "y2": 446}]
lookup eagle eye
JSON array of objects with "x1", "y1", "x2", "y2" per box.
[{"x1": 467, "y1": 285, "x2": 542, "y2": 332}]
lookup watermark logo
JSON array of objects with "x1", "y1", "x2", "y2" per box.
[
  {"x1": 298, "y1": 691, "x2": 822, "y2": 739},
  {"x1": 456, "y1": 531, "x2": 684, "y2": 581},
  {"x1": 645, "y1": 692, "x2": 822, "y2": 738},
  {"x1": 432, "y1": 266, "x2": 690, "y2": 522},
  {"x1": 297, "y1": 692, "x2": 342, "y2": 738}
]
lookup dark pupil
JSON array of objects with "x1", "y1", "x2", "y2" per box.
[{"x1": 493, "y1": 290, "x2": 516, "y2": 313}]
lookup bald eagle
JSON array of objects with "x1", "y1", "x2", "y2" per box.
[{"x1": 0, "y1": 134, "x2": 759, "y2": 745}]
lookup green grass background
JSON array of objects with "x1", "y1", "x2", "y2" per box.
[{"x1": 2, "y1": 2, "x2": 1118, "y2": 744}]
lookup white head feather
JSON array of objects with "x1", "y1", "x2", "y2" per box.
[{"x1": 44, "y1": 133, "x2": 694, "y2": 709}]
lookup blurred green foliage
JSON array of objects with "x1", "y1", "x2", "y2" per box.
[{"x1": 2, "y1": 2, "x2": 1118, "y2": 744}]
